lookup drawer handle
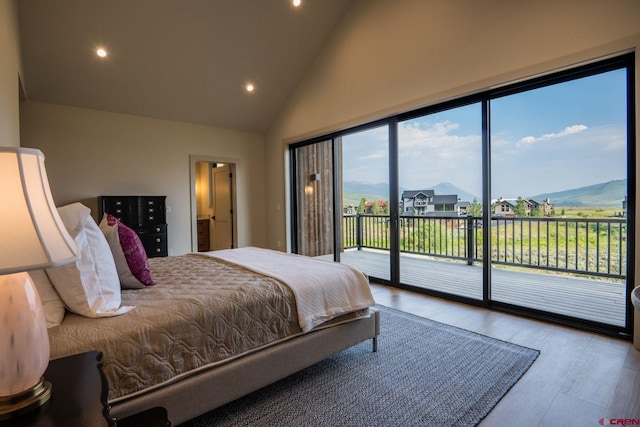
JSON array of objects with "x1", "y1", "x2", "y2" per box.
[
  {"x1": 116, "y1": 201, "x2": 122, "y2": 206},
  {"x1": 149, "y1": 216, "x2": 154, "y2": 221},
  {"x1": 116, "y1": 208, "x2": 122, "y2": 214},
  {"x1": 156, "y1": 238, "x2": 161, "y2": 243},
  {"x1": 149, "y1": 208, "x2": 154, "y2": 213},
  {"x1": 155, "y1": 227, "x2": 161, "y2": 232},
  {"x1": 156, "y1": 248, "x2": 161, "y2": 253}
]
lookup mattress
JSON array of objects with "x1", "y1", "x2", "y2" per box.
[{"x1": 48, "y1": 253, "x2": 368, "y2": 402}]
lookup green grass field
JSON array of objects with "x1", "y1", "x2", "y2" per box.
[{"x1": 555, "y1": 206, "x2": 624, "y2": 218}]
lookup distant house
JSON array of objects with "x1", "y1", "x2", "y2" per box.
[
  {"x1": 456, "y1": 201, "x2": 470, "y2": 216},
  {"x1": 401, "y1": 190, "x2": 434, "y2": 216},
  {"x1": 494, "y1": 197, "x2": 553, "y2": 217},
  {"x1": 364, "y1": 200, "x2": 388, "y2": 215},
  {"x1": 401, "y1": 190, "x2": 466, "y2": 217},
  {"x1": 529, "y1": 198, "x2": 553, "y2": 216},
  {"x1": 494, "y1": 198, "x2": 516, "y2": 217},
  {"x1": 343, "y1": 205, "x2": 356, "y2": 216}
]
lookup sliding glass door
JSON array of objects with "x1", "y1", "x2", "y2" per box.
[
  {"x1": 340, "y1": 125, "x2": 391, "y2": 281},
  {"x1": 397, "y1": 104, "x2": 484, "y2": 300},
  {"x1": 490, "y1": 68, "x2": 629, "y2": 326},
  {"x1": 290, "y1": 53, "x2": 634, "y2": 335}
]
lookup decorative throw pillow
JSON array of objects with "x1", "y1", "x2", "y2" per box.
[
  {"x1": 46, "y1": 203, "x2": 134, "y2": 318},
  {"x1": 29, "y1": 270, "x2": 65, "y2": 328},
  {"x1": 103, "y1": 214, "x2": 154, "y2": 286},
  {"x1": 99, "y1": 215, "x2": 147, "y2": 289}
]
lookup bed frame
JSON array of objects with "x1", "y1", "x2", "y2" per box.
[{"x1": 109, "y1": 308, "x2": 380, "y2": 425}]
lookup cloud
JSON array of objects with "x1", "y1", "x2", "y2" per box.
[
  {"x1": 398, "y1": 120, "x2": 481, "y2": 158},
  {"x1": 519, "y1": 124, "x2": 588, "y2": 145},
  {"x1": 361, "y1": 150, "x2": 387, "y2": 160}
]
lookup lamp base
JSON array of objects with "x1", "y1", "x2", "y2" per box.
[{"x1": 0, "y1": 378, "x2": 52, "y2": 420}]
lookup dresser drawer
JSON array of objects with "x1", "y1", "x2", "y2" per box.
[
  {"x1": 138, "y1": 197, "x2": 166, "y2": 225},
  {"x1": 136, "y1": 224, "x2": 167, "y2": 235},
  {"x1": 139, "y1": 233, "x2": 168, "y2": 257},
  {"x1": 100, "y1": 196, "x2": 138, "y2": 224},
  {"x1": 197, "y1": 219, "x2": 210, "y2": 252}
]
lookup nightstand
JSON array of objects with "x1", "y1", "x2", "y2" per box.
[
  {"x1": 0, "y1": 351, "x2": 113, "y2": 427},
  {"x1": 115, "y1": 406, "x2": 170, "y2": 427}
]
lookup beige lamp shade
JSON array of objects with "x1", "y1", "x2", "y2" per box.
[
  {"x1": 0, "y1": 147, "x2": 78, "y2": 416},
  {"x1": 0, "y1": 147, "x2": 77, "y2": 274}
]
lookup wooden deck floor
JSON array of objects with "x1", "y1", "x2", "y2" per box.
[{"x1": 331, "y1": 249, "x2": 628, "y2": 327}]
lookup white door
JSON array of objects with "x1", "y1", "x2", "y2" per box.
[{"x1": 212, "y1": 164, "x2": 233, "y2": 249}]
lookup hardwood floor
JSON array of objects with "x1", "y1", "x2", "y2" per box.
[{"x1": 369, "y1": 283, "x2": 640, "y2": 426}]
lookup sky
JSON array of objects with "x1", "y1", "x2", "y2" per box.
[{"x1": 342, "y1": 68, "x2": 627, "y2": 201}]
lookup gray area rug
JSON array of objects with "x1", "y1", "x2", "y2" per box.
[{"x1": 180, "y1": 305, "x2": 539, "y2": 427}]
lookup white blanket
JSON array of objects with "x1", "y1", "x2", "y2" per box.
[{"x1": 206, "y1": 247, "x2": 375, "y2": 332}]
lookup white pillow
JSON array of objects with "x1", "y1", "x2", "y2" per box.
[
  {"x1": 99, "y1": 215, "x2": 146, "y2": 289},
  {"x1": 46, "y1": 203, "x2": 134, "y2": 318},
  {"x1": 29, "y1": 270, "x2": 65, "y2": 328}
]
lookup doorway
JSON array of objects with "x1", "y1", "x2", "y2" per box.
[{"x1": 190, "y1": 156, "x2": 237, "y2": 252}]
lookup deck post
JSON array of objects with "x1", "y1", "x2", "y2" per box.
[
  {"x1": 356, "y1": 214, "x2": 363, "y2": 250},
  {"x1": 467, "y1": 216, "x2": 474, "y2": 266}
]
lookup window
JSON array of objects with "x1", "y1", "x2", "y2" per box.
[{"x1": 290, "y1": 53, "x2": 634, "y2": 337}]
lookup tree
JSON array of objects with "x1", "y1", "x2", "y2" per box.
[
  {"x1": 371, "y1": 201, "x2": 381, "y2": 215},
  {"x1": 357, "y1": 197, "x2": 367, "y2": 215},
  {"x1": 514, "y1": 197, "x2": 527, "y2": 217},
  {"x1": 469, "y1": 197, "x2": 482, "y2": 217}
]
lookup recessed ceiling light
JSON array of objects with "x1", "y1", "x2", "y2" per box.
[
  {"x1": 246, "y1": 83, "x2": 255, "y2": 93},
  {"x1": 96, "y1": 48, "x2": 107, "y2": 58},
  {"x1": 293, "y1": 0, "x2": 301, "y2": 7}
]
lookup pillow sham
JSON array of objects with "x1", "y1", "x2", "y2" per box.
[
  {"x1": 101, "y1": 214, "x2": 154, "y2": 286},
  {"x1": 99, "y1": 215, "x2": 147, "y2": 289},
  {"x1": 29, "y1": 270, "x2": 65, "y2": 328},
  {"x1": 46, "y1": 203, "x2": 134, "y2": 318}
]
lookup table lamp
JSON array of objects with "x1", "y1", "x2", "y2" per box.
[{"x1": 0, "y1": 147, "x2": 78, "y2": 419}]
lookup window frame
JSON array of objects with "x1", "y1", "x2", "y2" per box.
[{"x1": 289, "y1": 52, "x2": 635, "y2": 338}]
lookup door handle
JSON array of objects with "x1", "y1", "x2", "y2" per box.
[{"x1": 212, "y1": 215, "x2": 215, "y2": 221}]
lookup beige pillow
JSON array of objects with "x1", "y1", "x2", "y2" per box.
[
  {"x1": 99, "y1": 215, "x2": 146, "y2": 289},
  {"x1": 29, "y1": 270, "x2": 65, "y2": 328}
]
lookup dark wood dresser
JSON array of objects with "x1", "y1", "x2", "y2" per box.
[{"x1": 99, "y1": 196, "x2": 168, "y2": 257}]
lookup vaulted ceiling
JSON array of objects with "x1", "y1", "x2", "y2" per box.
[{"x1": 17, "y1": 0, "x2": 353, "y2": 133}]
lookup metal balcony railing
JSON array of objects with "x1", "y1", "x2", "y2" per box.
[{"x1": 342, "y1": 214, "x2": 627, "y2": 280}]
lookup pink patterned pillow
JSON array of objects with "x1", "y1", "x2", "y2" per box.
[{"x1": 106, "y1": 214, "x2": 154, "y2": 286}]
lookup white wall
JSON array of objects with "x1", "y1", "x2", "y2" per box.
[
  {"x1": 0, "y1": 0, "x2": 22, "y2": 147},
  {"x1": 20, "y1": 101, "x2": 267, "y2": 255},
  {"x1": 265, "y1": 0, "x2": 640, "y2": 253}
]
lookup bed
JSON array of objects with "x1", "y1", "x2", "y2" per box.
[{"x1": 37, "y1": 206, "x2": 379, "y2": 425}]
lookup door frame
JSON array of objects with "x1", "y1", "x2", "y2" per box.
[{"x1": 189, "y1": 154, "x2": 239, "y2": 252}]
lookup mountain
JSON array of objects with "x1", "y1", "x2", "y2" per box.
[
  {"x1": 342, "y1": 182, "x2": 391, "y2": 206},
  {"x1": 529, "y1": 179, "x2": 626, "y2": 207},
  {"x1": 429, "y1": 182, "x2": 478, "y2": 203},
  {"x1": 342, "y1": 180, "x2": 626, "y2": 208}
]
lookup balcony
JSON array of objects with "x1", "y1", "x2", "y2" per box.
[{"x1": 338, "y1": 214, "x2": 628, "y2": 327}]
